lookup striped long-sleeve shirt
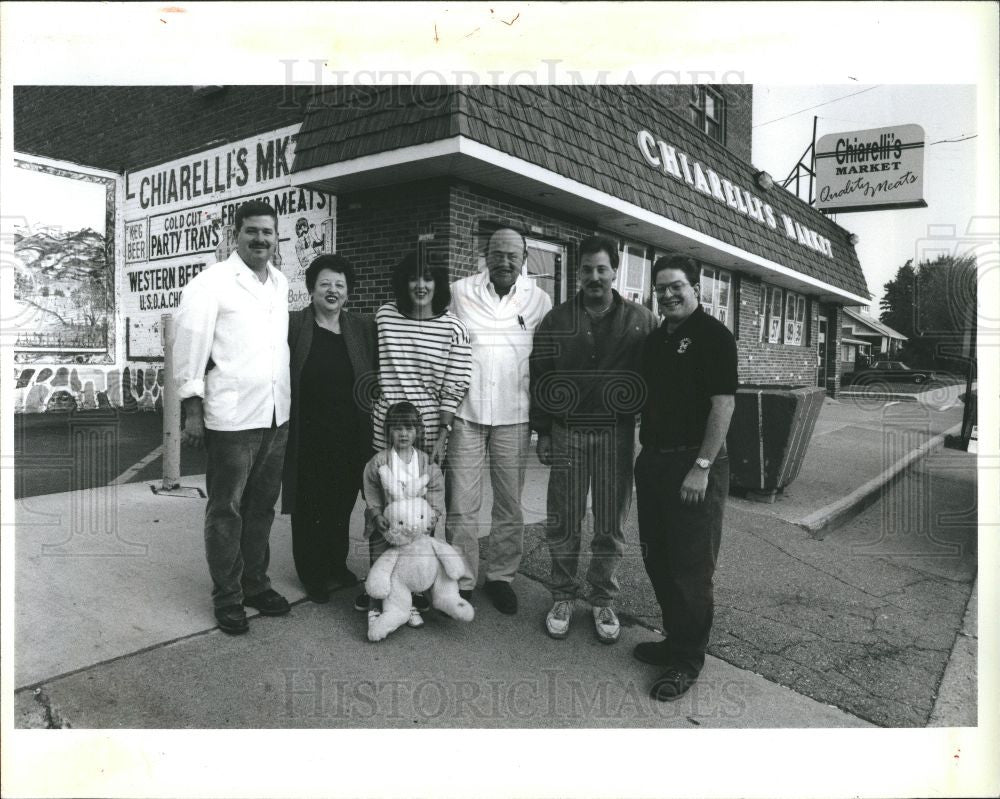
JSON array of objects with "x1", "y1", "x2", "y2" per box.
[{"x1": 372, "y1": 302, "x2": 472, "y2": 451}]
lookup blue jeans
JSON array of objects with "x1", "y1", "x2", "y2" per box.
[
  {"x1": 445, "y1": 418, "x2": 531, "y2": 590},
  {"x1": 204, "y1": 424, "x2": 288, "y2": 608},
  {"x1": 545, "y1": 420, "x2": 635, "y2": 607}
]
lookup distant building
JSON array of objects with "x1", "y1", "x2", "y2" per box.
[{"x1": 840, "y1": 306, "x2": 908, "y2": 375}]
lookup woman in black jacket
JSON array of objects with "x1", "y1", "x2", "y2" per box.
[{"x1": 282, "y1": 254, "x2": 377, "y2": 603}]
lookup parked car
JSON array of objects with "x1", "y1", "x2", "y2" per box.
[{"x1": 849, "y1": 360, "x2": 937, "y2": 386}]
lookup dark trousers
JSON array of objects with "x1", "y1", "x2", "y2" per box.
[
  {"x1": 291, "y1": 451, "x2": 363, "y2": 590},
  {"x1": 204, "y1": 424, "x2": 288, "y2": 609},
  {"x1": 634, "y1": 447, "x2": 728, "y2": 677}
]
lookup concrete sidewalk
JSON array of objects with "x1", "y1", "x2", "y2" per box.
[
  {"x1": 13, "y1": 479, "x2": 868, "y2": 728},
  {"x1": 723, "y1": 390, "x2": 965, "y2": 531},
  {"x1": 12, "y1": 384, "x2": 973, "y2": 728}
]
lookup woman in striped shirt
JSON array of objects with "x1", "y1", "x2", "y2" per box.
[
  {"x1": 357, "y1": 252, "x2": 472, "y2": 622},
  {"x1": 371, "y1": 252, "x2": 473, "y2": 464}
]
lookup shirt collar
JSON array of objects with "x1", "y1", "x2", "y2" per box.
[
  {"x1": 233, "y1": 251, "x2": 275, "y2": 285},
  {"x1": 480, "y1": 270, "x2": 527, "y2": 301},
  {"x1": 663, "y1": 304, "x2": 705, "y2": 337}
]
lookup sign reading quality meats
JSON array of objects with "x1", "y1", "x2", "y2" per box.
[{"x1": 123, "y1": 124, "x2": 335, "y2": 359}]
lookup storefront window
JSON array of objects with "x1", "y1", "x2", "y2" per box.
[
  {"x1": 689, "y1": 86, "x2": 725, "y2": 144},
  {"x1": 699, "y1": 265, "x2": 733, "y2": 328},
  {"x1": 616, "y1": 242, "x2": 650, "y2": 305},
  {"x1": 784, "y1": 291, "x2": 807, "y2": 345},
  {"x1": 758, "y1": 283, "x2": 808, "y2": 345},
  {"x1": 766, "y1": 286, "x2": 784, "y2": 343}
]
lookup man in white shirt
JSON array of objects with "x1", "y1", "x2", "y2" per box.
[
  {"x1": 173, "y1": 200, "x2": 292, "y2": 634},
  {"x1": 446, "y1": 227, "x2": 553, "y2": 614}
]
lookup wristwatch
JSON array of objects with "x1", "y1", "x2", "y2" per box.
[{"x1": 694, "y1": 457, "x2": 712, "y2": 470}]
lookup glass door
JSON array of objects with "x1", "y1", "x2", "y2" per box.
[{"x1": 525, "y1": 237, "x2": 566, "y2": 306}]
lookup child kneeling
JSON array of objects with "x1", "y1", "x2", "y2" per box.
[{"x1": 359, "y1": 401, "x2": 444, "y2": 633}]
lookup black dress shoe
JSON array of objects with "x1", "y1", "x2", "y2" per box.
[
  {"x1": 305, "y1": 584, "x2": 330, "y2": 604},
  {"x1": 633, "y1": 639, "x2": 671, "y2": 666},
  {"x1": 215, "y1": 604, "x2": 249, "y2": 634},
  {"x1": 649, "y1": 668, "x2": 696, "y2": 702},
  {"x1": 243, "y1": 589, "x2": 291, "y2": 616},
  {"x1": 484, "y1": 580, "x2": 518, "y2": 614}
]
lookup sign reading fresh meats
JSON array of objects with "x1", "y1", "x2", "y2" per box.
[{"x1": 123, "y1": 124, "x2": 335, "y2": 360}]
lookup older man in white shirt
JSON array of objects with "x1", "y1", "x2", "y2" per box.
[
  {"x1": 173, "y1": 200, "x2": 292, "y2": 635},
  {"x1": 446, "y1": 227, "x2": 552, "y2": 614}
]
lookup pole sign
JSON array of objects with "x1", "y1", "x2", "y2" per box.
[{"x1": 814, "y1": 124, "x2": 927, "y2": 213}]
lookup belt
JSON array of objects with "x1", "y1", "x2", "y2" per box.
[{"x1": 653, "y1": 444, "x2": 700, "y2": 453}]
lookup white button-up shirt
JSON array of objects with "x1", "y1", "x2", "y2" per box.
[
  {"x1": 173, "y1": 251, "x2": 291, "y2": 431},
  {"x1": 450, "y1": 270, "x2": 552, "y2": 426}
]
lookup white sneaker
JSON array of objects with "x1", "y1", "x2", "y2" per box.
[
  {"x1": 407, "y1": 607, "x2": 424, "y2": 628},
  {"x1": 593, "y1": 606, "x2": 620, "y2": 644},
  {"x1": 545, "y1": 600, "x2": 573, "y2": 639}
]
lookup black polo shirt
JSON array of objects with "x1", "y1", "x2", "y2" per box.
[{"x1": 639, "y1": 305, "x2": 738, "y2": 448}]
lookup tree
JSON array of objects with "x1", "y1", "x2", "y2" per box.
[
  {"x1": 880, "y1": 255, "x2": 976, "y2": 372},
  {"x1": 879, "y1": 259, "x2": 915, "y2": 339}
]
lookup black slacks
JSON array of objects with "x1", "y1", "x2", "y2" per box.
[
  {"x1": 634, "y1": 447, "x2": 728, "y2": 676},
  {"x1": 291, "y1": 443, "x2": 363, "y2": 589}
]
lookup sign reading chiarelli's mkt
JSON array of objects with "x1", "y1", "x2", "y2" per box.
[{"x1": 814, "y1": 124, "x2": 927, "y2": 214}]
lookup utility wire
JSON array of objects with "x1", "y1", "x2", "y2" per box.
[
  {"x1": 928, "y1": 134, "x2": 977, "y2": 145},
  {"x1": 753, "y1": 86, "x2": 881, "y2": 128}
]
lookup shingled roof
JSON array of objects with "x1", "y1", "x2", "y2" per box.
[{"x1": 292, "y1": 85, "x2": 870, "y2": 300}]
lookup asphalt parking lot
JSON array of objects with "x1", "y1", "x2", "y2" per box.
[{"x1": 13, "y1": 409, "x2": 205, "y2": 498}]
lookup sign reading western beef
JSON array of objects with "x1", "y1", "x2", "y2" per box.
[
  {"x1": 814, "y1": 124, "x2": 927, "y2": 213},
  {"x1": 635, "y1": 129, "x2": 835, "y2": 260},
  {"x1": 123, "y1": 124, "x2": 335, "y2": 359}
]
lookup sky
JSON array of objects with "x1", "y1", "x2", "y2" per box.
[
  {"x1": 752, "y1": 84, "x2": 979, "y2": 313},
  {"x1": 9, "y1": 167, "x2": 107, "y2": 234}
]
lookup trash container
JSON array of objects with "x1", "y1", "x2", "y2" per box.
[{"x1": 727, "y1": 384, "x2": 826, "y2": 501}]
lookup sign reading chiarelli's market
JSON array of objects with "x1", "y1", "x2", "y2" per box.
[{"x1": 814, "y1": 124, "x2": 927, "y2": 214}]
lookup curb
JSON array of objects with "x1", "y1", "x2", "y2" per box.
[
  {"x1": 837, "y1": 391, "x2": 918, "y2": 403},
  {"x1": 796, "y1": 422, "x2": 961, "y2": 536}
]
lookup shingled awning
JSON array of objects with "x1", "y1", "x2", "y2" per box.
[{"x1": 292, "y1": 86, "x2": 870, "y2": 305}]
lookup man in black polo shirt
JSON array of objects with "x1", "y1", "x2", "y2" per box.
[{"x1": 634, "y1": 255, "x2": 737, "y2": 701}]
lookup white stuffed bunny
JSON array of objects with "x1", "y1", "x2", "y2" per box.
[{"x1": 365, "y1": 464, "x2": 474, "y2": 641}]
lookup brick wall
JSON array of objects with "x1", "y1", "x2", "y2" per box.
[
  {"x1": 335, "y1": 177, "x2": 601, "y2": 315},
  {"x1": 635, "y1": 86, "x2": 753, "y2": 164},
  {"x1": 721, "y1": 85, "x2": 754, "y2": 164},
  {"x1": 448, "y1": 182, "x2": 597, "y2": 281},
  {"x1": 334, "y1": 179, "x2": 453, "y2": 315},
  {"x1": 735, "y1": 278, "x2": 822, "y2": 388}
]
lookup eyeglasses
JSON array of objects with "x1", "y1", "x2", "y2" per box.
[{"x1": 654, "y1": 281, "x2": 693, "y2": 295}]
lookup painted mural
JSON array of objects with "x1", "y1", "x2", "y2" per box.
[
  {"x1": 11, "y1": 160, "x2": 117, "y2": 364},
  {"x1": 13, "y1": 364, "x2": 165, "y2": 413}
]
